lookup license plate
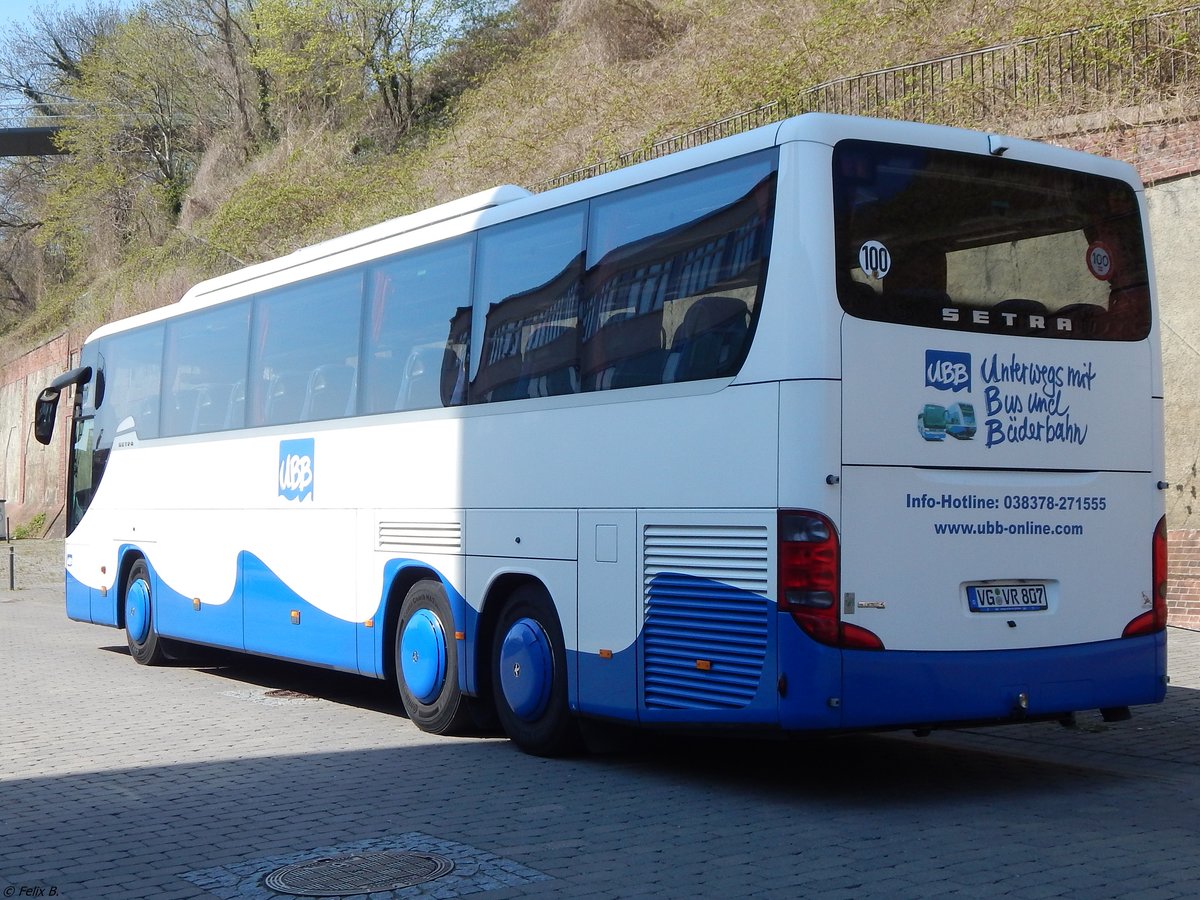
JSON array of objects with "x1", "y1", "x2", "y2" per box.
[{"x1": 967, "y1": 583, "x2": 1048, "y2": 613}]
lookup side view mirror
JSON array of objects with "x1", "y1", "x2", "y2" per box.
[{"x1": 33, "y1": 366, "x2": 92, "y2": 446}]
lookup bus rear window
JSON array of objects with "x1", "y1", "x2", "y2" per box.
[{"x1": 833, "y1": 140, "x2": 1150, "y2": 341}]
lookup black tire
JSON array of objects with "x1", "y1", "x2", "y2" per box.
[
  {"x1": 395, "y1": 580, "x2": 473, "y2": 735},
  {"x1": 125, "y1": 559, "x2": 167, "y2": 666},
  {"x1": 491, "y1": 583, "x2": 579, "y2": 756}
]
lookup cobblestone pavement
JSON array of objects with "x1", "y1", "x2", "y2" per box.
[{"x1": 3, "y1": 540, "x2": 1200, "y2": 899}]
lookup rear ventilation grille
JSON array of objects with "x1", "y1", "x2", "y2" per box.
[
  {"x1": 643, "y1": 524, "x2": 770, "y2": 710},
  {"x1": 378, "y1": 522, "x2": 462, "y2": 554}
]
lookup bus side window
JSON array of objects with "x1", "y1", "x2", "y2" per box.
[
  {"x1": 471, "y1": 207, "x2": 586, "y2": 404},
  {"x1": 361, "y1": 237, "x2": 474, "y2": 414},
  {"x1": 249, "y1": 270, "x2": 363, "y2": 427},
  {"x1": 583, "y1": 152, "x2": 776, "y2": 391},
  {"x1": 161, "y1": 301, "x2": 250, "y2": 435},
  {"x1": 95, "y1": 325, "x2": 164, "y2": 441}
]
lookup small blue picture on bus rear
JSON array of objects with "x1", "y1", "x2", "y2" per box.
[
  {"x1": 945, "y1": 402, "x2": 977, "y2": 440},
  {"x1": 918, "y1": 404, "x2": 947, "y2": 441}
]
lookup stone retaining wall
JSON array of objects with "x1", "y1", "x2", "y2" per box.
[{"x1": 0, "y1": 333, "x2": 73, "y2": 538}]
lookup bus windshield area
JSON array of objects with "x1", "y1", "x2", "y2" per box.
[{"x1": 833, "y1": 139, "x2": 1151, "y2": 341}]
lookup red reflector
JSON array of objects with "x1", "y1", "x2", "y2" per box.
[
  {"x1": 1122, "y1": 611, "x2": 1157, "y2": 638},
  {"x1": 841, "y1": 622, "x2": 885, "y2": 651}
]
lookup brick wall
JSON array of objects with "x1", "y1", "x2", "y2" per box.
[
  {"x1": 1168, "y1": 531, "x2": 1200, "y2": 630},
  {"x1": 1044, "y1": 113, "x2": 1200, "y2": 185},
  {"x1": 0, "y1": 333, "x2": 74, "y2": 537}
]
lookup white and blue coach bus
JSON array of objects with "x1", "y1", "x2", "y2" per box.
[{"x1": 37, "y1": 114, "x2": 1168, "y2": 755}]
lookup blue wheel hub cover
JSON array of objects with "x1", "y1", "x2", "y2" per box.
[
  {"x1": 401, "y1": 608, "x2": 447, "y2": 704},
  {"x1": 499, "y1": 617, "x2": 553, "y2": 721},
  {"x1": 126, "y1": 578, "x2": 151, "y2": 644}
]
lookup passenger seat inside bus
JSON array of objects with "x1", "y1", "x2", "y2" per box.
[
  {"x1": 883, "y1": 246, "x2": 951, "y2": 314},
  {"x1": 520, "y1": 324, "x2": 579, "y2": 398},
  {"x1": 263, "y1": 372, "x2": 307, "y2": 425},
  {"x1": 302, "y1": 363, "x2": 356, "y2": 420},
  {"x1": 192, "y1": 383, "x2": 234, "y2": 433},
  {"x1": 167, "y1": 389, "x2": 201, "y2": 435},
  {"x1": 664, "y1": 295, "x2": 749, "y2": 382},
  {"x1": 395, "y1": 347, "x2": 444, "y2": 410},
  {"x1": 225, "y1": 381, "x2": 245, "y2": 429},
  {"x1": 588, "y1": 312, "x2": 668, "y2": 390}
]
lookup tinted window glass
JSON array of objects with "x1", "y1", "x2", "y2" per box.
[
  {"x1": 362, "y1": 237, "x2": 473, "y2": 413},
  {"x1": 582, "y1": 152, "x2": 777, "y2": 389},
  {"x1": 834, "y1": 140, "x2": 1150, "y2": 340},
  {"x1": 71, "y1": 324, "x2": 164, "y2": 527},
  {"x1": 471, "y1": 205, "x2": 586, "y2": 403},
  {"x1": 161, "y1": 301, "x2": 251, "y2": 435},
  {"x1": 248, "y1": 270, "x2": 364, "y2": 426},
  {"x1": 91, "y1": 325, "x2": 165, "y2": 441}
]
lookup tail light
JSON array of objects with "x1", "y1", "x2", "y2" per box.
[
  {"x1": 779, "y1": 510, "x2": 882, "y2": 650},
  {"x1": 1123, "y1": 515, "x2": 1168, "y2": 637}
]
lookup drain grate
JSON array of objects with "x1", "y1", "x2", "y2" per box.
[{"x1": 264, "y1": 849, "x2": 454, "y2": 896}]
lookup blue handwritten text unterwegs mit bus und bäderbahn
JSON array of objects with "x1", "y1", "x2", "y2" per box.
[{"x1": 979, "y1": 353, "x2": 1096, "y2": 449}]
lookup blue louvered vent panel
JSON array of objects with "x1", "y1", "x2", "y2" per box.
[{"x1": 643, "y1": 524, "x2": 770, "y2": 710}]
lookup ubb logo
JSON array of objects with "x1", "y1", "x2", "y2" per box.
[
  {"x1": 278, "y1": 438, "x2": 314, "y2": 502},
  {"x1": 925, "y1": 349, "x2": 971, "y2": 393}
]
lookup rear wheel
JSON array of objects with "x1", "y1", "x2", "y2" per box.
[
  {"x1": 125, "y1": 559, "x2": 166, "y2": 666},
  {"x1": 491, "y1": 584, "x2": 579, "y2": 756},
  {"x1": 395, "y1": 580, "x2": 473, "y2": 735}
]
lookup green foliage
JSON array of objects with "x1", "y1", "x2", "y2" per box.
[
  {"x1": 38, "y1": 6, "x2": 218, "y2": 273},
  {"x1": 203, "y1": 136, "x2": 402, "y2": 261},
  {"x1": 12, "y1": 513, "x2": 47, "y2": 540},
  {"x1": 1010, "y1": 0, "x2": 1178, "y2": 40},
  {"x1": 250, "y1": 0, "x2": 361, "y2": 121}
]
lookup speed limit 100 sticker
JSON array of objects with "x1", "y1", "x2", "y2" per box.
[
  {"x1": 859, "y1": 240, "x2": 891, "y2": 279},
  {"x1": 1086, "y1": 241, "x2": 1115, "y2": 281}
]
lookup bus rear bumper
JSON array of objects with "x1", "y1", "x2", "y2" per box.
[{"x1": 834, "y1": 631, "x2": 1168, "y2": 730}]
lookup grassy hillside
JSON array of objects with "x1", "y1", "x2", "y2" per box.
[{"x1": 2, "y1": 0, "x2": 1188, "y2": 353}]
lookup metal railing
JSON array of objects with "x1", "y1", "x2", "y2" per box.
[
  {"x1": 536, "y1": 5, "x2": 1200, "y2": 191},
  {"x1": 801, "y1": 5, "x2": 1200, "y2": 123},
  {"x1": 0, "y1": 101, "x2": 90, "y2": 129}
]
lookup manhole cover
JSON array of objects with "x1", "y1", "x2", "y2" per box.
[{"x1": 264, "y1": 850, "x2": 454, "y2": 896}]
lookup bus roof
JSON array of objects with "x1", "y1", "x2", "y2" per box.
[
  {"x1": 83, "y1": 113, "x2": 1143, "y2": 343},
  {"x1": 182, "y1": 184, "x2": 533, "y2": 307}
]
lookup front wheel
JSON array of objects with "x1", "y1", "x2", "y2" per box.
[
  {"x1": 125, "y1": 559, "x2": 166, "y2": 666},
  {"x1": 491, "y1": 584, "x2": 579, "y2": 756},
  {"x1": 395, "y1": 580, "x2": 473, "y2": 735}
]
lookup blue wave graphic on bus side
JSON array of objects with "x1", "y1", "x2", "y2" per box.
[
  {"x1": 92, "y1": 550, "x2": 372, "y2": 673},
  {"x1": 71, "y1": 553, "x2": 1167, "y2": 731},
  {"x1": 80, "y1": 549, "x2": 485, "y2": 683}
]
